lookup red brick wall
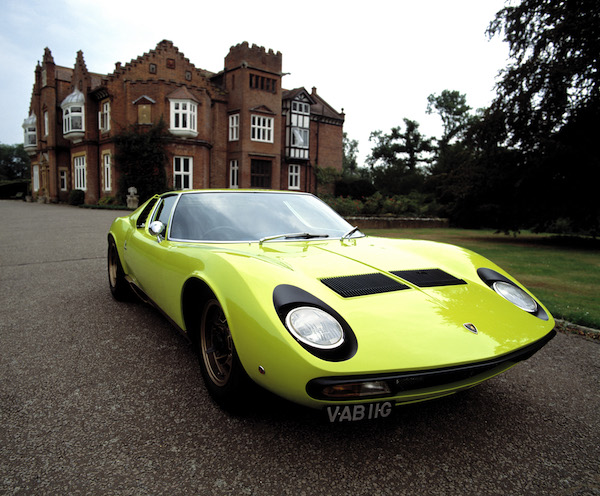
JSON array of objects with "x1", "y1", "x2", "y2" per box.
[{"x1": 27, "y1": 40, "x2": 343, "y2": 204}]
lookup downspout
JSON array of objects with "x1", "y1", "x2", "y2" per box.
[{"x1": 314, "y1": 118, "x2": 320, "y2": 194}]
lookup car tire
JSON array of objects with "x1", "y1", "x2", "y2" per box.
[
  {"x1": 198, "y1": 298, "x2": 250, "y2": 409},
  {"x1": 107, "y1": 238, "x2": 132, "y2": 301}
]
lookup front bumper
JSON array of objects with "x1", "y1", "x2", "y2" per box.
[{"x1": 307, "y1": 329, "x2": 556, "y2": 403}]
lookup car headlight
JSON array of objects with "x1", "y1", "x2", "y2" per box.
[
  {"x1": 285, "y1": 306, "x2": 344, "y2": 349},
  {"x1": 492, "y1": 281, "x2": 538, "y2": 313}
]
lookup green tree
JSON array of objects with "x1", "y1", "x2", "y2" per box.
[
  {"x1": 0, "y1": 144, "x2": 30, "y2": 181},
  {"x1": 336, "y1": 132, "x2": 374, "y2": 199},
  {"x1": 425, "y1": 90, "x2": 477, "y2": 180},
  {"x1": 488, "y1": 0, "x2": 600, "y2": 146},
  {"x1": 367, "y1": 119, "x2": 433, "y2": 195},
  {"x1": 439, "y1": 108, "x2": 523, "y2": 231},
  {"x1": 426, "y1": 90, "x2": 473, "y2": 148},
  {"x1": 342, "y1": 132, "x2": 360, "y2": 179},
  {"x1": 487, "y1": 0, "x2": 600, "y2": 235},
  {"x1": 114, "y1": 120, "x2": 169, "y2": 203}
]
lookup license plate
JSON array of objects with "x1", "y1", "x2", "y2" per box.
[{"x1": 325, "y1": 401, "x2": 394, "y2": 423}]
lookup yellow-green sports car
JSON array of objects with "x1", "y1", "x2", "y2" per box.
[{"x1": 107, "y1": 190, "x2": 555, "y2": 422}]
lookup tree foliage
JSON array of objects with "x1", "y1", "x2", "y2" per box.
[
  {"x1": 342, "y1": 132, "x2": 360, "y2": 179},
  {"x1": 329, "y1": 1, "x2": 599, "y2": 235},
  {"x1": 488, "y1": 0, "x2": 600, "y2": 146},
  {"x1": 113, "y1": 120, "x2": 169, "y2": 203},
  {"x1": 0, "y1": 144, "x2": 30, "y2": 181},
  {"x1": 484, "y1": 0, "x2": 600, "y2": 235},
  {"x1": 426, "y1": 90, "x2": 473, "y2": 147},
  {"x1": 367, "y1": 118, "x2": 433, "y2": 196}
]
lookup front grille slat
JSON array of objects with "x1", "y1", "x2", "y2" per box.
[
  {"x1": 321, "y1": 273, "x2": 409, "y2": 298},
  {"x1": 391, "y1": 268, "x2": 466, "y2": 287}
]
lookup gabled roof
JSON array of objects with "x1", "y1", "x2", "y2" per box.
[
  {"x1": 249, "y1": 104, "x2": 276, "y2": 115},
  {"x1": 282, "y1": 87, "x2": 316, "y2": 105},
  {"x1": 132, "y1": 95, "x2": 157, "y2": 105},
  {"x1": 309, "y1": 88, "x2": 344, "y2": 122},
  {"x1": 283, "y1": 87, "x2": 344, "y2": 122},
  {"x1": 166, "y1": 86, "x2": 199, "y2": 102}
]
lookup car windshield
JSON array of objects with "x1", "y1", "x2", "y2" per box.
[{"x1": 168, "y1": 191, "x2": 362, "y2": 242}]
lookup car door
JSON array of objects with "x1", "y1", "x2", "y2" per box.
[{"x1": 124, "y1": 194, "x2": 179, "y2": 305}]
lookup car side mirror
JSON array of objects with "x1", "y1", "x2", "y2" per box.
[{"x1": 149, "y1": 220, "x2": 165, "y2": 242}]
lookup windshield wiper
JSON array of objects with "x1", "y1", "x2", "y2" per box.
[
  {"x1": 259, "y1": 232, "x2": 329, "y2": 245},
  {"x1": 342, "y1": 226, "x2": 361, "y2": 239}
]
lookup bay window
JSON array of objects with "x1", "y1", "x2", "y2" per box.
[
  {"x1": 61, "y1": 89, "x2": 85, "y2": 139},
  {"x1": 170, "y1": 99, "x2": 198, "y2": 137},
  {"x1": 22, "y1": 114, "x2": 37, "y2": 150}
]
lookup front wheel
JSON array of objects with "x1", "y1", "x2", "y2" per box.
[
  {"x1": 198, "y1": 298, "x2": 249, "y2": 408},
  {"x1": 107, "y1": 238, "x2": 131, "y2": 301}
]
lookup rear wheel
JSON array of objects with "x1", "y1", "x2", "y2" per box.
[
  {"x1": 198, "y1": 298, "x2": 249, "y2": 407},
  {"x1": 107, "y1": 238, "x2": 131, "y2": 301}
]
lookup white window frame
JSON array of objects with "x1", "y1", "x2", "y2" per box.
[
  {"x1": 32, "y1": 165, "x2": 40, "y2": 191},
  {"x1": 170, "y1": 99, "x2": 197, "y2": 136},
  {"x1": 291, "y1": 128, "x2": 309, "y2": 148},
  {"x1": 251, "y1": 115, "x2": 274, "y2": 143},
  {"x1": 229, "y1": 160, "x2": 239, "y2": 188},
  {"x1": 288, "y1": 164, "x2": 301, "y2": 190},
  {"x1": 99, "y1": 101, "x2": 111, "y2": 132},
  {"x1": 24, "y1": 126, "x2": 36, "y2": 147},
  {"x1": 292, "y1": 102, "x2": 310, "y2": 114},
  {"x1": 73, "y1": 155, "x2": 86, "y2": 191},
  {"x1": 103, "y1": 153, "x2": 112, "y2": 192},
  {"x1": 63, "y1": 105, "x2": 84, "y2": 135},
  {"x1": 229, "y1": 114, "x2": 239, "y2": 141},
  {"x1": 174, "y1": 156, "x2": 193, "y2": 190}
]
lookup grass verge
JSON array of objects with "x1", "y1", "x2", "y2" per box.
[{"x1": 365, "y1": 228, "x2": 600, "y2": 331}]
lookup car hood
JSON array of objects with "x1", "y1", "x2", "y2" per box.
[{"x1": 204, "y1": 236, "x2": 554, "y2": 373}]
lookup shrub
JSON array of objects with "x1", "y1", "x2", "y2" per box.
[
  {"x1": 321, "y1": 195, "x2": 363, "y2": 216},
  {"x1": 321, "y1": 192, "x2": 442, "y2": 218},
  {"x1": 98, "y1": 196, "x2": 117, "y2": 206},
  {"x1": 362, "y1": 192, "x2": 383, "y2": 215},
  {"x1": 68, "y1": 189, "x2": 85, "y2": 206}
]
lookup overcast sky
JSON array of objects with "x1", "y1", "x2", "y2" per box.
[{"x1": 0, "y1": 0, "x2": 509, "y2": 165}]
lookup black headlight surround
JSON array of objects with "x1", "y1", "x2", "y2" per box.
[
  {"x1": 477, "y1": 268, "x2": 549, "y2": 320},
  {"x1": 273, "y1": 284, "x2": 358, "y2": 361}
]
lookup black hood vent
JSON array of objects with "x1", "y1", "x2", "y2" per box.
[
  {"x1": 391, "y1": 269, "x2": 466, "y2": 287},
  {"x1": 321, "y1": 273, "x2": 409, "y2": 298}
]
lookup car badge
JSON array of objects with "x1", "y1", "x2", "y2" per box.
[{"x1": 463, "y1": 323, "x2": 478, "y2": 334}]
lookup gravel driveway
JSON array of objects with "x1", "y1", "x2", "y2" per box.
[{"x1": 1, "y1": 200, "x2": 599, "y2": 495}]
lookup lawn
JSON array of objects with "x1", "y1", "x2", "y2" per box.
[{"x1": 364, "y1": 228, "x2": 600, "y2": 330}]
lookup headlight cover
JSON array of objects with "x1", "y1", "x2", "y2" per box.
[
  {"x1": 285, "y1": 306, "x2": 344, "y2": 349},
  {"x1": 493, "y1": 281, "x2": 538, "y2": 313}
]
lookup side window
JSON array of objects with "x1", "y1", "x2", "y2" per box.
[
  {"x1": 151, "y1": 195, "x2": 178, "y2": 235},
  {"x1": 136, "y1": 197, "x2": 159, "y2": 228}
]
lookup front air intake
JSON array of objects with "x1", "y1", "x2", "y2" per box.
[
  {"x1": 321, "y1": 273, "x2": 409, "y2": 298},
  {"x1": 391, "y1": 269, "x2": 466, "y2": 287}
]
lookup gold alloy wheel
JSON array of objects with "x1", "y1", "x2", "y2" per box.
[
  {"x1": 200, "y1": 299, "x2": 233, "y2": 387},
  {"x1": 108, "y1": 244, "x2": 119, "y2": 290}
]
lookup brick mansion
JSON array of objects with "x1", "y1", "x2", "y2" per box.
[{"x1": 23, "y1": 40, "x2": 345, "y2": 204}]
